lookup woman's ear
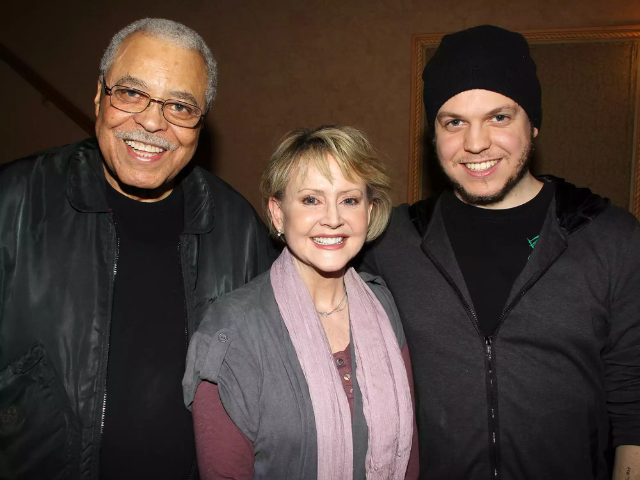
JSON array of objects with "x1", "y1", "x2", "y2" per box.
[
  {"x1": 367, "y1": 201, "x2": 374, "y2": 226},
  {"x1": 268, "y1": 197, "x2": 284, "y2": 232}
]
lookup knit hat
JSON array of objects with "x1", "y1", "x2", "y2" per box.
[{"x1": 422, "y1": 25, "x2": 542, "y2": 129}]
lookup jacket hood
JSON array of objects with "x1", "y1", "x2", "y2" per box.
[
  {"x1": 538, "y1": 175, "x2": 609, "y2": 235},
  {"x1": 66, "y1": 137, "x2": 216, "y2": 234},
  {"x1": 409, "y1": 175, "x2": 610, "y2": 238}
]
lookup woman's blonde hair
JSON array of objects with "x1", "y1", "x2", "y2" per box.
[{"x1": 260, "y1": 125, "x2": 393, "y2": 242}]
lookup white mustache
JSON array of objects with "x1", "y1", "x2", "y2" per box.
[{"x1": 114, "y1": 130, "x2": 178, "y2": 151}]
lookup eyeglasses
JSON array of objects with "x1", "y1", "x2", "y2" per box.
[{"x1": 101, "y1": 79, "x2": 205, "y2": 128}]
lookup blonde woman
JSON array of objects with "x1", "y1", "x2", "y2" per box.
[{"x1": 183, "y1": 126, "x2": 419, "y2": 479}]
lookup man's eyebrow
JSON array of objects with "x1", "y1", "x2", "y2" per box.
[
  {"x1": 169, "y1": 90, "x2": 200, "y2": 107},
  {"x1": 112, "y1": 76, "x2": 200, "y2": 107},
  {"x1": 485, "y1": 105, "x2": 519, "y2": 117},
  {"x1": 113, "y1": 75, "x2": 148, "y2": 90},
  {"x1": 436, "y1": 111, "x2": 459, "y2": 120},
  {"x1": 436, "y1": 105, "x2": 519, "y2": 121}
]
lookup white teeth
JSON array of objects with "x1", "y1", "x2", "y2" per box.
[
  {"x1": 465, "y1": 160, "x2": 498, "y2": 171},
  {"x1": 124, "y1": 140, "x2": 166, "y2": 155},
  {"x1": 312, "y1": 237, "x2": 344, "y2": 245}
]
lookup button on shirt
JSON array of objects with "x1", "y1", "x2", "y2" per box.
[{"x1": 333, "y1": 344, "x2": 354, "y2": 415}]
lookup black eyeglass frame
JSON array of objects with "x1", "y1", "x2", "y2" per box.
[{"x1": 101, "y1": 78, "x2": 206, "y2": 129}]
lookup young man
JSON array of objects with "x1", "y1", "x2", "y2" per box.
[
  {"x1": 0, "y1": 19, "x2": 274, "y2": 479},
  {"x1": 360, "y1": 25, "x2": 640, "y2": 479}
]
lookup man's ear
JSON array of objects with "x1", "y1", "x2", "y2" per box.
[
  {"x1": 532, "y1": 127, "x2": 539, "y2": 139},
  {"x1": 268, "y1": 197, "x2": 284, "y2": 232},
  {"x1": 94, "y1": 79, "x2": 103, "y2": 117}
]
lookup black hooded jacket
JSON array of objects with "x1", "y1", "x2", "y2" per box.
[
  {"x1": 0, "y1": 138, "x2": 275, "y2": 479},
  {"x1": 358, "y1": 176, "x2": 640, "y2": 479}
]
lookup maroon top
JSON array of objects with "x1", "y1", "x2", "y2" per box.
[{"x1": 193, "y1": 343, "x2": 420, "y2": 479}]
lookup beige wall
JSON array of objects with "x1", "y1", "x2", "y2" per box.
[{"x1": 2, "y1": 0, "x2": 640, "y2": 211}]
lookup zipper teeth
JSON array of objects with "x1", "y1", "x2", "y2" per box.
[
  {"x1": 485, "y1": 337, "x2": 498, "y2": 478},
  {"x1": 99, "y1": 216, "x2": 119, "y2": 476},
  {"x1": 188, "y1": 457, "x2": 197, "y2": 480},
  {"x1": 178, "y1": 239, "x2": 189, "y2": 349}
]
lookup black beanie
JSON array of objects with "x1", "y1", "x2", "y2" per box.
[{"x1": 422, "y1": 25, "x2": 542, "y2": 130}]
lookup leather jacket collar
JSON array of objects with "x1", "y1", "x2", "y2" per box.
[{"x1": 66, "y1": 137, "x2": 216, "y2": 234}]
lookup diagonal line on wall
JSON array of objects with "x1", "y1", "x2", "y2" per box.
[{"x1": 0, "y1": 42, "x2": 95, "y2": 136}]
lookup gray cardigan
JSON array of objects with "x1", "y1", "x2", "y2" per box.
[{"x1": 183, "y1": 270, "x2": 406, "y2": 479}]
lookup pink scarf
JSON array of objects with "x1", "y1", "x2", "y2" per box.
[{"x1": 270, "y1": 248, "x2": 413, "y2": 479}]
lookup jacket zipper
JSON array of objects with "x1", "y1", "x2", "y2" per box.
[
  {"x1": 422, "y1": 241, "x2": 568, "y2": 479},
  {"x1": 178, "y1": 239, "x2": 190, "y2": 351},
  {"x1": 178, "y1": 237, "x2": 196, "y2": 480},
  {"x1": 485, "y1": 337, "x2": 498, "y2": 479},
  {"x1": 98, "y1": 214, "x2": 119, "y2": 477}
]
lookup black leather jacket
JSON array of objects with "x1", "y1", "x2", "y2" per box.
[{"x1": 0, "y1": 138, "x2": 275, "y2": 479}]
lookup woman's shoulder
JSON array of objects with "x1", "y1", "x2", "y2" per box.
[
  {"x1": 358, "y1": 271, "x2": 393, "y2": 305},
  {"x1": 196, "y1": 270, "x2": 276, "y2": 337},
  {"x1": 358, "y1": 271, "x2": 388, "y2": 289}
]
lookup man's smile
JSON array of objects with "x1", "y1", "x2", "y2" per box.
[
  {"x1": 464, "y1": 159, "x2": 499, "y2": 172},
  {"x1": 123, "y1": 139, "x2": 169, "y2": 162},
  {"x1": 124, "y1": 140, "x2": 167, "y2": 157}
]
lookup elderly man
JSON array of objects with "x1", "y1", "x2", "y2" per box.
[
  {"x1": 359, "y1": 25, "x2": 640, "y2": 479},
  {"x1": 0, "y1": 19, "x2": 274, "y2": 479}
]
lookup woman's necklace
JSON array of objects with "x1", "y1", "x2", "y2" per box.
[{"x1": 316, "y1": 287, "x2": 348, "y2": 318}]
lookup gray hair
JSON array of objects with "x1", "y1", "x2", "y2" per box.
[{"x1": 99, "y1": 18, "x2": 217, "y2": 110}]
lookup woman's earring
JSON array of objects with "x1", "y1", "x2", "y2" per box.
[{"x1": 277, "y1": 229, "x2": 283, "y2": 237}]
